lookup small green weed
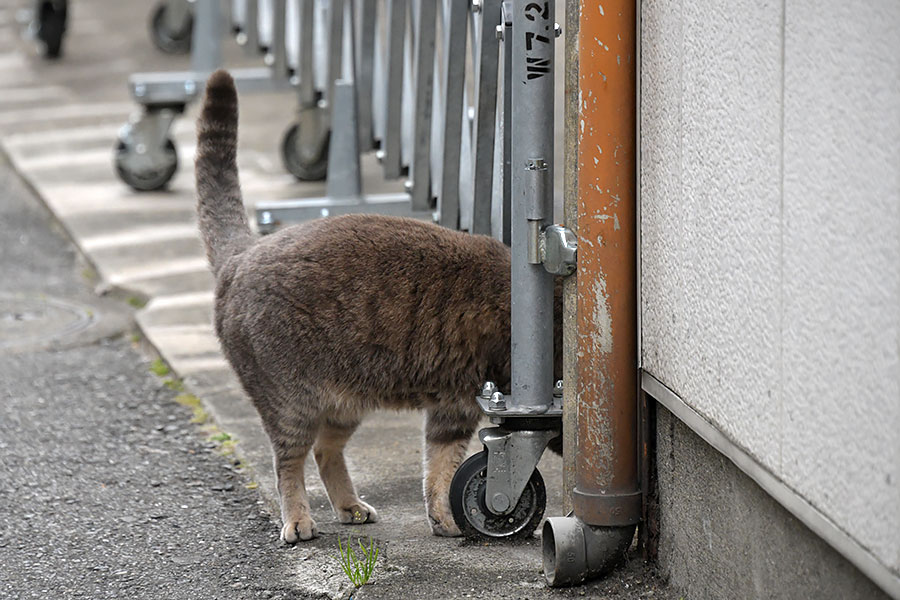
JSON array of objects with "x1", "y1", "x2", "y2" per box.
[
  {"x1": 127, "y1": 296, "x2": 147, "y2": 309},
  {"x1": 149, "y1": 358, "x2": 170, "y2": 377},
  {"x1": 163, "y1": 378, "x2": 184, "y2": 392},
  {"x1": 337, "y1": 536, "x2": 379, "y2": 588},
  {"x1": 209, "y1": 431, "x2": 232, "y2": 442},
  {"x1": 175, "y1": 393, "x2": 209, "y2": 424}
]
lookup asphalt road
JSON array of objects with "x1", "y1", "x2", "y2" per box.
[{"x1": 0, "y1": 156, "x2": 313, "y2": 599}]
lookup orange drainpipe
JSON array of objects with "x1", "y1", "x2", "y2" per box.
[
  {"x1": 543, "y1": 0, "x2": 640, "y2": 586},
  {"x1": 573, "y1": 0, "x2": 640, "y2": 528}
]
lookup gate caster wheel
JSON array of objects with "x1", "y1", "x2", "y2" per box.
[
  {"x1": 280, "y1": 123, "x2": 329, "y2": 181},
  {"x1": 36, "y1": 0, "x2": 67, "y2": 59},
  {"x1": 114, "y1": 138, "x2": 178, "y2": 192},
  {"x1": 449, "y1": 450, "x2": 546, "y2": 540},
  {"x1": 150, "y1": 1, "x2": 193, "y2": 55}
]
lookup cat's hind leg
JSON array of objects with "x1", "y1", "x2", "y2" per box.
[
  {"x1": 423, "y1": 403, "x2": 480, "y2": 537},
  {"x1": 314, "y1": 419, "x2": 379, "y2": 525},
  {"x1": 269, "y1": 417, "x2": 320, "y2": 543},
  {"x1": 274, "y1": 448, "x2": 318, "y2": 542}
]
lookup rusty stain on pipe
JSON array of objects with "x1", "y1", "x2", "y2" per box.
[{"x1": 573, "y1": 0, "x2": 641, "y2": 527}]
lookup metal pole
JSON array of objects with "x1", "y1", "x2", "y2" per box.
[
  {"x1": 297, "y1": 0, "x2": 315, "y2": 106},
  {"x1": 469, "y1": 0, "x2": 502, "y2": 236},
  {"x1": 325, "y1": 80, "x2": 362, "y2": 200},
  {"x1": 270, "y1": 0, "x2": 288, "y2": 77},
  {"x1": 381, "y1": 0, "x2": 406, "y2": 178},
  {"x1": 409, "y1": 0, "x2": 437, "y2": 211},
  {"x1": 509, "y1": 0, "x2": 555, "y2": 411},
  {"x1": 355, "y1": 0, "x2": 377, "y2": 150},
  {"x1": 190, "y1": 0, "x2": 222, "y2": 73}
]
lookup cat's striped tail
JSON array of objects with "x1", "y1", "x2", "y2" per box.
[{"x1": 195, "y1": 69, "x2": 254, "y2": 277}]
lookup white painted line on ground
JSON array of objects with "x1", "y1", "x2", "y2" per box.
[
  {"x1": 145, "y1": 330, "x2": 221, "y2": 356},
  {"x1": 81, "y1": 223, "x2": 200, "y2": 251},
  {"x1": 44, "y1": 194, "x2": 195, "y2": 217},
  {"x1": 240, "y1": 171, "x2": 302, "y2": 192},
  {"x1": 35, "y1": 182, "x2": 195, "y2": 216},
  {"x1": 144, "y1": 323, "x2": 216, "y2": 335},
  {"x1": 14, "y1": 144, "x2": 198, "y2": 172},
  {"x1": 0, "y1": 102, "x2": 133, "y2": 125},
  {"x1": 2, "y1": 123, "x2": 121, "y2": 149},
  {"x1": 0, "y1": 71, "x2": 37, "y2": 89},
  {"x1": 51, "y1": 58, "x2": 138, "y2": 79},
  {"x1": 106, "y1": 256, "x2": 209, "y2": 286},
  {"x1": 169, "y1": 356, "x2": 231, "y2": 375},
  {"x1": 145, "y1": 291, "x2": 215, "y2": 312},
  {"x1": 0, "y1": 85, "x2": 69, "y2": 105},
  {"x1": 14, "y1": 146, "x2": 116, "y2": 171},
  {"x1": 0, "y1": 52, "x2": 30, "y2": 71}
]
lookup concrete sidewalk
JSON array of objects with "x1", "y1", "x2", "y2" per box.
[{"x1": 0, "y1": 1, "x2": 666, "y2": 597}]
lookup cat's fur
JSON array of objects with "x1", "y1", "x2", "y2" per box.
[{"x1": 196, "y1": 70, "x2": 554, "y2": 542}]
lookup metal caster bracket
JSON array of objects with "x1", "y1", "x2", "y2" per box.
[{"x1": 480, "y1": 426, "x2": 560, "y2": 516}]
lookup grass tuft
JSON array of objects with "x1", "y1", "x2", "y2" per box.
[
  {"x1": 175, "y1": 393, "x2": 208, "y2": 424},
  {"x1": 163, "y1": 378, "x2": 184, "y2": 392},
  {"x1": 337, "y1": 536, "x2": 379, "y2": 588},
  {"x1": 127, "y1": 296, "x2": 147, "y2": 309},
  {"x1": 149, "y1": 358, "x2": 170, "y2": 377}
]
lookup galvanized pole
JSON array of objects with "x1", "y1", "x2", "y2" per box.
[
  {"x1": 190, "y1": 0, "x2": 222, "y2": 73},
  {"x1": 510, "y1": 0, "x2": 555, "y2": 411}
]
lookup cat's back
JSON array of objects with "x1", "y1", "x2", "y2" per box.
[
  {"x1": 233, "y1": 214, "x2": 509, "y2": 290},
  {"x1": 215, "y1": 214, "x2": 511, "y2": 394}
]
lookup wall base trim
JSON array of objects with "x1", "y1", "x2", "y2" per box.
[{"x1": 641, "y1": 370, "x2": 900, "y2": 599}]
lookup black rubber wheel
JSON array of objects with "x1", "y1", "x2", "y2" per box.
[
  {"x1": 150, "y1": 2, "x2": 193, "y2": 55},
  {"x1": 449, "y1": 450, "x2": 546, "y2": 540},
  {"x1": 280, "y1": 123, "x2": 329, "y2": 181},
  {"x1": 37, "y1": 0, "x2": 67, "y2": 59},
  {"x1": 114, "y1": 138, "x2": 178, "y2": 192}
]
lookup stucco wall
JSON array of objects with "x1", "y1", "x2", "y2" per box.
[{"x1": 640, "y1": 0, "x2": 900, "y2": 576}]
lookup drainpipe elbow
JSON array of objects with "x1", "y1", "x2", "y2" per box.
[{"x1": 542, "y1": 516, "x2": 636, "y2": 587}]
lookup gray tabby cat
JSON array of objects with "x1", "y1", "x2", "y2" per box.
[{"x1": 195, "y1": 70, "x2": 552, "y2": 543}]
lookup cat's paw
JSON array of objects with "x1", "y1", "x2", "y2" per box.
[
  {"x1": 336, "y1": 500, "x2": 379, "y2": 524},
  {"x1": 281, "y1": 516, "x2": 318, "y2": 543},
  {"x1": 428, "y1": 513, "x2": 462, "y2": 537}
]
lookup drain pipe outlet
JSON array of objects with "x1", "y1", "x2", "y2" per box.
[{"x1": 543, "y1": 518, "x2": 636, "y2": 587}]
